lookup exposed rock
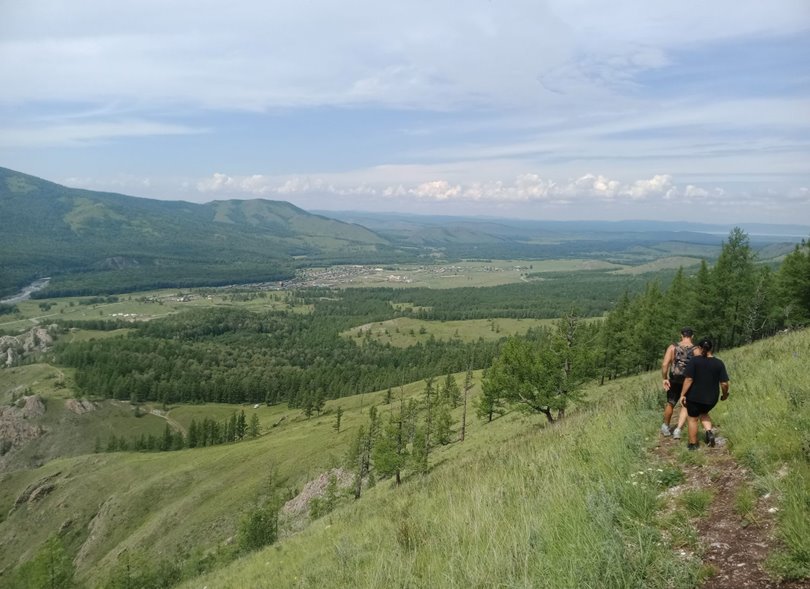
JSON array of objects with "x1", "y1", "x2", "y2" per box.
[
  {"x1": 0, "y1": 396, "x2": 46, "y2": 470},
  {"x1": 282, "y1": 468, "x2": 353, "y2": 516},
  {"x1": 11, "y1": 472, "x2": 61, "y2": 512},
  {"x1": 0, "y1": 325, "x2": 58, "y2": 367},
  {"x1": 27, "y1": 483, "x2": 55, "y2": 503},
  {"x1": 65, "y1": 398, "x2": 96, "y2": 415},
  {"x1": 22, "y1": 395, "x2": 46, "y2": 418}
]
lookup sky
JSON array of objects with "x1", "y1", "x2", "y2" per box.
[{"x1": 1, "y1": 0, "x2": 809, "y2": 224}]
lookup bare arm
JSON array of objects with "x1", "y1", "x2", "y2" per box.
[
  {"x1": 680, "y1": 377, "x2": 693, "y2": 405},
  {"x1": 661, "y1": 345, "x2": 674, "y2": 390},
  {"x1": 720, "y1": 381, "x2": 729, "y2": 401}
]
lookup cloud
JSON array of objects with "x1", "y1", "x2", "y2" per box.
[
  {"x1": 1, "y1": 1, "x2": 807, "y2": 112},
  {"x1": 194, "y1": 170, "x2": 713, "y2": 206},
  {"x1": 0, "y1": 119, "x2": 204, "y2": 148}
]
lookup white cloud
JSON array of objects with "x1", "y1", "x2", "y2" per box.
[
  {"x1": 194, "y1": 170, "x2": 716, "y2": 207},
  {"x1": 1, "y1": 1, "x2": 807, "y2": 111},
  {"x1": 0, "y1": 120, "x2": 204, "y2": 148}
]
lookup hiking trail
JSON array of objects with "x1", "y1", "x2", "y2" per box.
[{"x1": 654, "y1": 433, "x2": 806, "y2": 589}]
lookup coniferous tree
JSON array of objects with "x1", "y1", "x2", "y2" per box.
[
  {"x1": 440, "y1": 373, "x2": 461, "y2": 407},
  {"x1": 711, "y1": 227, "x2": 757, "y2": 349},
  {"x1": 777, "y1": 238, "x2": 810, "y2": 326},
  {"x1": 249, "y1": 413, "x2": 261, "y2": 438},
  {"x1": 477, "y1": 367, "x2": 506, "y2": 423},
  {"x1": 236, "y1": 409, "x2": 247, "y2": 440},
  {"x1": 334, "y1": 405, "x2": 344, "y2": 433},
  {"x1": 160, "y1": 423, "x2": 173, "y2": 451},
  {"x1": 434, "y1": 400, "x2": 453, "y2": 445},
  {"x1": 187, "y1": 419, "x2": 199, "y2": 448},
  {"x1": 372, "y1": 389, "x2": 410, "y2": 485},
  {"x1": 17, "y1": 534, "x2": 75, "y2": 589}
]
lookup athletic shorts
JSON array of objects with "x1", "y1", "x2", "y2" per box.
[
  {"x1": 666, "y1": 380, "x2": 684, "y2": 406},
  {"x1": 685, "y1": 399, "x2": 717, "y2": 418}
]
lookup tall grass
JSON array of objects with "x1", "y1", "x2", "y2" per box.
[
  {"x1": 184, "y1": 329, "x2": 810, "y2": 589},
  {"x1": 717, "y1": 329, "x2": 810, "y2": 579},
  {"x1": 181, "y1": 383, "x2": 699, "y2": 589}
]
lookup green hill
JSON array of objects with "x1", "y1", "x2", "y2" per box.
[
  {"x1": 0, "y1": 167, "x2": 392, "y2": 298},
  {"x1": 1, "y1": 329, "x2": 807, "y2": 588}
]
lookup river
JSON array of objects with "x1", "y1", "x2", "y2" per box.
[{"x1": 0, "y1": 278, "x2": 51, "y2": 304}]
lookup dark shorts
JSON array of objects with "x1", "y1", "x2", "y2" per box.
[
  {"x1": 686, "y1": 399, "x2": 717, "y2": 417},
  {"x1": 666, "y1": 380, "x2": 684, "y2": 406}
]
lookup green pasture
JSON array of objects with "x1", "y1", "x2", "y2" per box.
[
  {"x1": 0, "y1": 288, "x2": 301, "y2": 331},
  {"x1": 338, "y1": 259, "x2": 629, "y2": 289},
  {"x1": 344, "y1": 316, "x2": 560, "y2": 346},
  {"x1": 614, "y1": 255, "x2": 703, "y2": 275}
]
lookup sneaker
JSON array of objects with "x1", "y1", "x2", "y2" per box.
[
  {"x1": 672, "y1": 427, "x2": 681, "y2": 440},
  {"x1": 687, "y1": 443, "x2": 699, "y2": 451},
  {"x1": 705, "y1": 430, "x2": 716, "y2": 447},
  {"x1": 660, "y1": 423, "x2": 671, "y2": 436}
]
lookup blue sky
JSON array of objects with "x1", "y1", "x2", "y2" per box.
[{"x1": 1, "y1": 0, "x2": 808, "y2": 223}]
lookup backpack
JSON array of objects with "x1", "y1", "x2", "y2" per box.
[{"x1": 669, "y1": 343, "x2": 694, "y2": 383}]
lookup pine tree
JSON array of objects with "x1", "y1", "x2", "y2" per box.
[
  {"x1": 20, "y1": 534, "x2": 75, "y2": 589},
  {"x1": 334, "y1": 405, "x2": 344, "y2": 433},
  {"x1": 477, "y1": 366, "x2": 506, "y2": 423},
  {"x1": 440, "y1": 373, "x2": 461, "y2": 406},
  {"x1": 460, "y1": 363, "x2": 473, "y2": 441},
  {"x1": 777, "y1": 238, "x2": 810, "y2": 326},
  {"x1": 434, "y1": 400, "x2": 453, "y2": 445},
  {"x1": 160, "y1": 423, "x2": 173, "y2": 451},
  {"x1": 711, "y1": 227, "x2": 757, "y2": 349},
  {"x1": 188, "y1": 419, "x2": 199, "y2": 448},
  {"x1": 236, "y1": 409, "x2": 247, "y2": 439},
  {"x1": 249, "y1": 413, "x2": 261, "y2": 438}
]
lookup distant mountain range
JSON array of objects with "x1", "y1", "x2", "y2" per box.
[
  {"x1": 0, "y1": 167, "x2": 396, "y2": 297},
  {"x1": 1, "y1": 166, "x2": 806, "y2": 299}
]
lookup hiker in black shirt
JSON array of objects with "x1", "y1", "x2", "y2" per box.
[{"x1": 680, "y1": 337, "x2": 730, "y2": 450}]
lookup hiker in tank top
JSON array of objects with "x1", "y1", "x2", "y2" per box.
[
  {"x1": 680, "y1": 337, "x2": 730, "y2": 450},
  {"x1": 660, "y1": 327, "x2": 697, "y2": 438}
]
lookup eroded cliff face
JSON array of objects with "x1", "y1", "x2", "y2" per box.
[
  {"x1": 0, "y1": 394, "x2": 46, "y2": 466},
  {"x1": 0, "y1": 325, "x2": 57, "y2": 367}
]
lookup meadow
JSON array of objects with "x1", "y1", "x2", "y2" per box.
[
  {"x1": 2, "y1": 326, "x2": 807, "y2": 588},
  {"x1": 178, "y1": 328, "x2": 810, "y2": 589}
]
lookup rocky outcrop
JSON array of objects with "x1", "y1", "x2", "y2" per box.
[
  {"x1": 65, "y1": 398, "x2": 96, "y2": 415},
  {"x1": 282, "y1": 468, "x2": 353, "y2": 516},
  {"x1": 10, "y1": 471, "x2": 61, "y2": 513},
  {"x1": 0, "y1": 325, "x2": 58, "y2": 367},
  {"x1": 0, "y1": 395, "x2": 46, "y2": 467},
  {"x1": 21, "y1": 394, "x2": 46, "y2": 418}
]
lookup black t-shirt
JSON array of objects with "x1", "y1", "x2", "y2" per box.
[{"x1": 684, "y1": 355, "x2": 729, "y2": 405}]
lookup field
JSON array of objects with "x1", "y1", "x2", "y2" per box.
[
  {"x1": 344, "y1": 317, "x2": 560, "y2": 346},
  {"x1": 0, "y1": 256, "x2": 701, "y2": 334}
]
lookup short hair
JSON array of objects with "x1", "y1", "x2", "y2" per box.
[
  {"x1": 680, "y1": 327, "x2": 694, "y2": 337},
  {"x1": 697, "y1": 337, "x2": 713, "y2": 352}
]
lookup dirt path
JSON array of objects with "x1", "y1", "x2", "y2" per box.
[{"x1": 653, "y1": 434, "x2": 805, "y2": 589}]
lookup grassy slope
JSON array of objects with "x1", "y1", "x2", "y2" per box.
[
  {"x1": 181, "y1": 329, "x2": 810, "y2": 589},
  {"x1": 1, "y1": 330, "x2": 807, "y2": 588}
]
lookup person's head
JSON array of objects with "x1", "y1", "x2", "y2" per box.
[
  {"x1": 697, "y1": 337, "x2": 713, "y2": 354},
  {"x1": 680, "y1": 327, "x2": 694, "y2": 340}
]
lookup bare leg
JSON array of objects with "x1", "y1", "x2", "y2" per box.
[
  {"x1": 687, "y1": 415, "x2": 699, "y2": 445},
  {"x1": 700, "y1": 414, "x2": 712, "y2": 433},
  {"x1": 663, "y1": 403, "x2": 674, "y2": 426},
  {"x1": 676, "y1": 405, "x2": 688, "y2": 430}
]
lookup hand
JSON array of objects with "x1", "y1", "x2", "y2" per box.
[
  {"x1": 680, "y1": 396, "x2": 687, "y2": 406},
  {"x1": 721, "y1": 392, "x2": 729, "y2": 401},
  {"x1": 663, "y1": 379, "x2": 670, "y2": 391}
]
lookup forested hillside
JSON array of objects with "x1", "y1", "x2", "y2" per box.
[
  {"x1": 0, "y1": 167, "x2": 394, "y2": 298},
  {"x1": 2, "y1": 167, "x2": 803, "y2": 300}
]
